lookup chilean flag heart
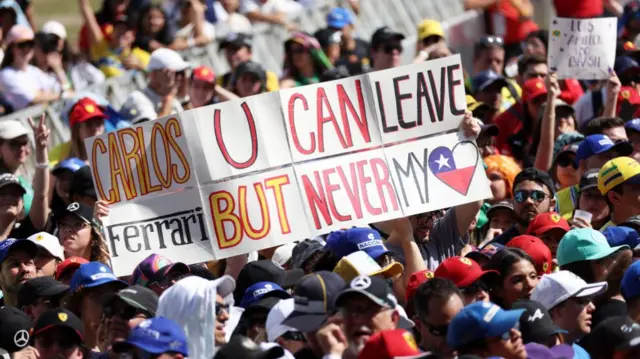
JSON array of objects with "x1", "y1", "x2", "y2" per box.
[{"x1": 428, "y1": 142, "x2": 479, "y2": 195}]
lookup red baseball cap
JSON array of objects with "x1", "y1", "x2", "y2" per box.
[
  {"x1": 526, "y1": 212, "x2": 570, "y2": 236},
  {"x1": 405, "y1": 269, "x2": 434, "y2": 303},
  {"x1": 357, "y1": 329, "x2": 421, "y2": 359},
  {"x1": 434, "y1": 257, "x2": 499, "y2": 288},
  {"x1": 55, "y1": 256, "x2": 89, "y2": 280},
  {"x1": 522, "y1": 78, "x2": 548, "y2": 103},
  {"x1": 192, "y1": 65, "x2": 216, "y2": 84},
  {"x1": 69, "y1": 97, "x2": 107, "y2": 127},
  {"x1": 506, "y1": 235, "x2": 552, "y2": 275}
]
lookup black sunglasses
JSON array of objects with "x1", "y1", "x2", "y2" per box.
[
  {"x1": 281, "y1": 331, "x2": 306, "y2": 342},
  {"x1": 216, "y1": 303, "x2": 230, "y2": 316},
  {"x1": 382, "y1": 43, "x2": 403, "y2": 54},
  {"x1": 421, "y1": 319, "x2": 448, "y2": 337},
  {"x1": 16, "y1": 41, "x2": 35, "y2": 49},
  {"x1": 478, "y1": 36, "x2": 504, "y2": 47},
  {"x1": 514, "y1": 189, "x2": 549, "y2": 204},
  {"x1": 103, "y1": 303, "x2": 149, "y2": 321}
]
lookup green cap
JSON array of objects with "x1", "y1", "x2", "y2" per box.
[{"x1": 557, "y1": 228, "x2": 629, "y2": 266}]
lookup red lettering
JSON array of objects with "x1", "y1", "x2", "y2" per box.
[
  {"x1": 287, "y1": 93, "x2": 314, "y2": 155},
  {"x1": 322, "y1": 168, "x2": 350, "y2": 222},
  {"x1": 214, "y1": 103, "x2": 258, "y2": 169},
  {"x1": 371, "y1": 158, "x2": 400, "y2": 212},
  {"x1": 336, "y1": 163, "x2": 362, "y2": 219},
  {"x1": 337, "y1": 80, "x2": 371, "y2": 144},
  {"x1": 301, "y1": 173, "x2": 332, "y2": 229},
  {"x1": 356, "y1": 160, "x2": 380, "y2": 215},
  {"x1": 317, "y1": 87, "x2": 350, "y2": 153}
]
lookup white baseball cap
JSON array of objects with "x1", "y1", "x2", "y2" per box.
[
  {"x1": 333, "y1": 251, "x2": 403, "y2": 283},
  {"x1": 41, "y1": 20, "x2": 67, "y2": 40},
  {"x1": 0, "y1": 120, "x2": 29, "y2": 140},
  {"x1": 27, "y1": 232, "x2": 64, "y2": 261},
  {"x1": 531, "y1": 270, "x2": 608, "y2": 310},
  {"x1": 266, "y1": 298, "x2": 298, "y2": 342},
  {"x1": 147, "y1": 48, "x2": 191, "y2": 72},
  {"x1": 272, "y1": 243, "x2": 296, "y2": 267}
]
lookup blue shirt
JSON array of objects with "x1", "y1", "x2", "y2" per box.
[{"x1": 573, "y1": 343, "x2": 591, "y2": 359}]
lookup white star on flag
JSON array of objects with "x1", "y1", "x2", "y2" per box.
[{"x1": 434, "y1": 154, "x2": 450, "y2": 170}]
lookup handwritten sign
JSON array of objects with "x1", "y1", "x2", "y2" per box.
[
  {"x1": 87, "y1": 54, "x2": 492, "y2": 275},
  {"x1": 548, "y1": 17, "x2": 617, "y2": 79}
]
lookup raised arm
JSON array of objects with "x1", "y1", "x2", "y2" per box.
[
  {"x1": 602, "y1": 72, "x2": 621, "y2": 119},
  {"x1": 454, "y1": 111, "x2": 484, "y2": 236},
  {"x1": 28, "y1": 115, "x2": 50, "y2": 230},
  {"x1": 534, "y1": 73, "x2": 561, "y2": 171},
  {"x1": 78, "y1": 0, "x2": 104, "y2": 46}
]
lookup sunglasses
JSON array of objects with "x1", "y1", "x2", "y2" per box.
[
  {"x1": 556, "y1": 154, "x2": 577, "y2": 168},
  {"x1": 421, "y1": 319, "x2": 448, "y2": 337},
  {"x1": 216, "y1": 303, "x2": 230, "y2": 316},
  {"x1": 16, "y1": 41, "x2": 35, "y2": 50},
  {"x1": 514, "y1": 189, "x2": 549, "y2": 204},
  {"x1": 382, "y1": 43, "x2": 403, "y2": 54},
  {"x1": 478, "y1": 36, "x2": 504, "y2": 47},
  {"x1": 103, "y1": 303, "x2": 149, "y2": 321},
  {"x1": 281, "y1": 331, "x2": 306, "y2": 342}
]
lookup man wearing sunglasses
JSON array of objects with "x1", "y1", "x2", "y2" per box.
[
  {"x1": 113, "y1": 317, "x2": 188, "y2": 359},
  {"x1": 18, "y1": 276, "x2": 69, "y2": 321},
  {"x1": 434, "y1": 257, "x2": 498, "y2": 305},
  {"x1": 32, "y1": 308, "x2": 89, "y2": 359},
  {"x1": 369, "y1": 26, "x2": 404, "y2": 72},
  {"x1": 413, "y1": 278, "x2": 463, "y2": 358}
]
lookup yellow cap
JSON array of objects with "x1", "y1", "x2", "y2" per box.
[
  {"x1": 598, "y1": 156, "x2": 640, "y2": 195},
  {"x1": 418, "y1": 19, "x2": 445, "y2": 41},
  {"x1": 333, "y1": 251, "x2": 403, "y2": 283}
]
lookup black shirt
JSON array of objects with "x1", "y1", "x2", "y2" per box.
[
  {"x1": 486, "y1": 225, "x2": 521, "y2": 247},
  {"x1": 336, "y1": 38, "x2": 370, "y2": 75},
  {"x1": 592, "y1": 298, "x2": 627, "y2": 328}
]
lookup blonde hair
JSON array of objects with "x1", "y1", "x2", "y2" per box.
[{"x1": 90, "y1": 228, "x2": 111, "y2": 266}]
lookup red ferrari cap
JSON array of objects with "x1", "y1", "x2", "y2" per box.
[
  {"x1": 526, "y1": 212, "x2": 570, "y2": 236},
  {"x1": 357, "y1": 329, "x2": 421, "y2": 359},
  {"x1": 55, "y1": 256, "x2": 89, "y2": 280},
  {"x1": 522, "y1": 78, "x2": 548, "y2": 103},
  {"x1": 69, "y1": 98, "x2": 107, "y2": 127},
  {"x1": 434, "y1": 257, "x2": 499, "y2": 288},
  {"x1": 506, "y1": 235, "x2": 553, "y2": 275},
  {"x1": 192, "y1": 65, "x2": 216, "y2": 84},
  {"x1": 405, "y1": 269, "x2": 434, "y2": 303}
]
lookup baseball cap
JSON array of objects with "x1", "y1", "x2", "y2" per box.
[
  {"x1": 335, "y1": 275, "x2": 398, "y2": 310},
  {"x1": 113, "y1": 317, "x2": 188, "y2": 356},
  {"x1": 553, "y1": 132, "x2": 585, "y2": 159},
  {"x1": 326, "y1": 227, "x2": 393, "y2": 260},
  {"x1": 553, "y1": 141, "x2": 581, "y2": 168},
  {"x1": 272, "y1": 242, "x2": 296, "y2": 268},
  {"x1": 69, "y1": 97, "x2": 107, "y2": 127},
  {"x1": 239, "y1": 281, "x2": 291, "y2": 308},
  {"x1": 147, "y1": 48, "x2": 191, "y2": 72},
  {"x1": 525, "y1": 343, "x2": 574, "y2": 359},
  {"x1": 358, "y1": 329, "x2": 421, "y2": 359},
  {"x1": 52, "y1": 157, "x2": 85, "y2": 176},
  {"x1": 0, "y1": 119, "x2": 29, "y2": 140},
  {"x1": 55, "y1": 256, "x2": 89, "y2": 280},
  {"x1": 103, "y1": 285, "x2": 159, "y2": 316},
  {"x1": 55, "y1": 202, "x2": 96, "y2": 227},
  {"x1": 512, "y1": 300, "x2": 567, "y2": 344},
  {"x1": 526, "y1": 212, "x2": 570, "y2": 237},
  {"x1": 471, "y1": 70, "x2": 508, "y2": 93},
  {"x1": 621, "y1": 260, "x2": 640, "y2": 300},
  {"x1": 220, "y1": 32, "x2": 253, "y2": 50},
  {"x1": 234, "y1": 61, "x2": 267, "y2": 86},
  {"x1": 291, "y1": 239, "x2": 324, "y2": 269},
  {"x1": 486, "y1": 200, "x2": 514, "y2": 218},
  {"x1": 5, "y1": 24, "x2": 34, "y2": 47},
  {"x1": 326, "y1": 7, "x2": 353, "y2": 29},
  {"x1": 579, "y1": 169, "x2": 600, "y2": 191},
  {"x1": 446, "y1": 301, "x2": 525, "y2": 349},
  {"x1": 0, "y1": 238, "x2": 37, "y2": 263},
  {"x1": 333, "y1": 251, "x2": 403, "y2": 282},
  {"x1": 576, "y1": 135, "x2": 633, "y2": 165},
  {"x1": 626, "y1": 118, "x2": 640, "y2": 134},
  {"x1": 28, "y1": 231, "x2": 64, "y2": 260},
  {"x1": 417, "y1": 19, "x2": 445, "y2": 41},
  {"x1": 598, "y1": 156, "x2": 640, "y2": 194},
  {"x1": 0, "y1": 307, "x2": 32, "y2": 353},
  {"x1": 602, "y1": 225, "x2": 640, "y2": 248},
  {"x1": 0, "y1": 173, "x2": 26, "y2": 195},
  {"x1": 466, "y1": 243, "x2": 506, "y2": 262},
  {"x1": 405, "y1": 269, "x2": 434, "y2": 303},
  {"x1": 192, "y1": 65, "x2": 215, "y2": 84},
  {"x1": 41, "y1": 20, "x2": 67, "y2": 40},
  {"x1": 557, "y1": 228, "x2": 629, "y2": 266},
  {"x1": 130, "y1": 254, "x2": 189, "y2": 287},
  {"x1": 531, "y1": 270, "x2": 607, "y2": 310},
  {"x1": 434, "y1": 257, "x2": 499, "y2": 288},
  {"x1": 69, "y1": 262, "x2": 128, "y2": 293},
  {"x1": 69, "y1": 166, "x2": 96, "y2": 199},
  {"x1": 266, "y1": 298, "x2": 298, "y2": 342},
  {"x1": 282, "y1": 271, "x2": 345, "y2": 332},
  {"x1": 119, "y1": 91, "x2": 157, "y2": 124},
  {"x1": 506, "y1": 235, "x2": 552, "y2": 275},
  {"x1": 371, "y1": 26, "x2": 405, "y2": 49},
  {"x1": 33, "y1": 308, "x2": 84, "y2": 342},
  {"x1": 214, "y1": 336, "x2": 284, "y2": 359},
  {"x1": 615, "y1": 55, "x2": 640, "y2": 77},
  {"x1": 233, "y1": 260, "x2": 304, "y2": 303},
  {"x1": 522, "y1": 78, "x2": 548, "y2": 102},
  {"x1": 582, "y1": 316, "x2": 640, "y2": 358},
  {"x1": 17, "y1": 277, "x2": 69, "y2": 307}
]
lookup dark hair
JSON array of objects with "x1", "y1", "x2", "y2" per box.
[
  {"x1": 517, "y1": 54, "x2": 547, "y2": 76},
  {"x1": 0, "y1": 44, "x2": 15, "y2": 69},
  {"x1": 95, "y1": 0, "x2": 140, "y2": 26},
  {"x1": 560, "y1": 260, "x2": 595, "y2": 283},
  {"x1": 525, "y1": 30, "x2": 549, "y2": 52},
  {"x1": 583, "y1": 116, "x2": 625, "y2": 136},
  {"x1": 413, "y1": 278, "x2": 462, "y2": 318},
  {"x1": 473, "y1": 40, "x2": 503, "y2": 60},
  {"x1": 512, "y1": 167, "x2": 556, "y2": 195},
  {"x1": 187, "y1": 264, "x2": 216, "y2": 280},
  {"x1": 484, "y1": 248, "x2": 534, "y2": 308},
  {"x1": 603, "y1": 184, "x2": 624, "y2": 210},
  {"x1": 134, "y1": 4, "x2": 174, "y2": 52},
  {"x1": 311, "y1": 250, "x2": 340, "y2": 272}
]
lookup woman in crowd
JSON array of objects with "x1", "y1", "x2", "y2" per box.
[
  {"x1": 0, "y1": 119, "x2": 34, "y2": 217},
  {"x1": 174, "y1": 0, "x2": 215, "y2": 50},
  {"x1": 56, "y1": 201, "x2": 110, "y2": 265},
  {"x1": 484, "y1": 155, "x2": 522, "y2": 205},
  {"x1": 134, "y1": 4, "x2": 175, "y2": 52},
  {"x1": 484, "y1": 248, "x2": 539, "y2": 309},
  {"x1": 280, "y1": 32, "x2": 333, "y2": 89},
  {"x1": 49, "y1": 157, "x2": 85, "y2": 215}
]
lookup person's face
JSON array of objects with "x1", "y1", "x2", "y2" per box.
[
  {"x1": 485, "y1": 328, "x2": 527, "y2": 359},
  {"x1": 474, "y1": 47, "x2": 505, "y2": 74},
  {"x1": 55, "y1": 171, "x2": 74, "y2": 204},
  {"x1": 372, "y1": 40, "x2": 402, "y2": 70},
  {"x1": 189, "y1": 79, "x2": 216, "y2": 108},
  {"x1": 150, "y1": 69, "x2": 177, "y2": 96},
  {"x1": 513, "y1": 181, "x2": 554, "y2": 227},
  {"x1": 628, "y1": 131, "x2": 640, "y2": 163},
  {"x1": 429, "y1": 46, "x2": 452, "y2": 60},
  {"x1": 236, "y1": 73, "x2": 262, "y2": 97},
  {"x1": 499, "y1": 260, "x2": 539, "y2": 308},
  {"x1": 476, "y1": 84, "x2": 503, "y2": 111},
  {"x1": 110, "y1": 0, "x2": 130, "y2": 14},
  {"x1": 103, "y1": 298, "x2": 149, "y2": 346},
  {"x1": 555, "y1": 157, "x2": 579, "y2": 188},
  {"x1": 612, "y1": 183, "x2": 640, "y2": 216},
  {"x1": 554, "y1": 297, "x2": 595, "y2": 336},
  {"x1": 409, "y1": 209, "x2": 446, "y2": 241},
  {"x1": 225, "y1": 45, "x2": 252, "y2": 69},
  {"x1": 112, "y1": 24, "x2": 134, "y2": 49},
  {"x1": 289, "y1": 43, "x2": 313, "y2": 69},
  {"x1": 603, "y1": 126, "x2": 628, "y2": 143},
  {"x1": 1, "y1": 135, "x2": 30, "y2": 168},
  {"x1": 583, "y1": 150, "x2": 618, "y2": 172},
  {"x1": 145, "y1": 8, "x2": 165, "y2": 34},
  {"x1": 0, "y1": 249, "x2": 35, "y2": 292},
  {"x1": 578, "y1": 187, "x2": 610, "y2": 224},
  {"x1": 523, "y1": 37, "x2": 546, "y2": 57},
  {"x1": 489, "y1": 209, "x2": 515, "y2": 231},
  {"x1": 539, "y1": 228, "x2": 567, "y2": 257},
  {"x1": 26, "y1": 296, "x2": 60, "y2": 322},
  {"x1": 417, "y1": 294, "x2": 463, "y2": 355},
  {"x1": 34, "y1": 249, "x2": 58, "y2": 277},
  {"x1": 78, "y1": 118, "x2": 105, "y2": 141},
  {"x1": 34, "y1": 329, "x2": 84, "y2": 359},
  {"x1": 522, "y1": 63, "x2": 548, "y2": 83},
  {"x1": 0, "y1": 184, "x2": 24, "y2": 217},
  {"x1": 555, "y1": 109, "x2": 576, "y2": 138},
  {"x1": 80, "y1": 284, "x2": 122, "y2": 346},
  {"x1": 340, "y1": 296, "x2": 398, "y2": 355},
  {"x1": 215, "y1": 294, "x2": 230, "y2": 345},
  {"x1": 58, "y1": 215, "x2": 92, "y2": 258},
  {"x1": 12, "y1": 40, "x2": 35, "y2": 64},
  {"x1": 487, "y1": 171, "x2": 508, "y2": 201}
]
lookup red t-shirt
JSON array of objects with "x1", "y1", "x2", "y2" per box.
[
  {"x1": 494, "y1": 102, "x2": 529, "y2": 157},
  {"x1": 553, "y1": 0, "x2": 603, "y2": 18},
  {"x1": 489, "y1": 1, "x2": 539, "y2": 45},
  {"x1": 78, "y1": 22, "x2": 115, "y2": 53}
]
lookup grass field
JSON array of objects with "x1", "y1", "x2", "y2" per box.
[{"x1": 33, "y1": 0, "x2": 103, "y2": 48}]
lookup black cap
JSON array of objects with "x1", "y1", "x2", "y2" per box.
[
  {"x1": 0, "y1": 173, "x2": 26, "y2": 194},
  {"x1": 579, "y1": 169, "x2": 599, "y2": 191},
  {"x1": 282, "y1": 271, "x2": 345, "y2": 333},
  {"x1": 214, "y1": 336, "x2": 284, "y2": 359},
  {"x1": 314, "y1": 28, "x2": 342, "y2": 48},
  {"x1": 69, "y1": 166, "x2": 96, "y2": 199},
  {"x1": 103, "y1": 285, "x2": 159, "y2": 316},
  {"x1": 234, "y1": 61, "x2": 267, "y2": 85},
  {"x1": 245, "y1": 296, "x2": 283, "y2": 317},
  {"x1": 34, "y1": 308, "x2": 85, "y2": 342},
  {"x1": 0, "y1": 307, "x2": 33, "y2": 353},
  {"x1": 512, "y1": 300, "x2": 567, "y2": 344},
  {"x1": 55, "y1": 202, "x2": 96, "y2": 227},
  {"x1": 486, "y1": 200, "x2": 514, "y2": 219},
  {"x1": 220, "y1": 32, "x2": 253, "y2": 50},
  {"x1": 291, "y1": 240, "x2": 325, "y2": 269},
  {"x1": 583, "y1": 316, "x2": 640, "y2": 358},
  {"x1": 335, "y1": 275, "x2": 397, "y2": 309},
  {"x1": 233, "y1": 260, "x2": 304, "y2": 303},
  {"x1": 371, "y1": 26, "x2": 405, "y2": 49},
  {"x1": 17, "y1": 277, "x2": 69, "y2": 307}
]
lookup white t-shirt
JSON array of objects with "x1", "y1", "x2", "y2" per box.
[
  {"x1": 175, "y1": 21, "x2": 216, "y2": 42},
  {"x1": 0, "y1": 65, "x2": 60, "y2": 111}
]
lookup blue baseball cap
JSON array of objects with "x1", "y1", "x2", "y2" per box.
[
  {"x1": 326, "y1": 227, "x2": 392, "y2": 260},
  {"x1": 69, "y1": 262, "x2": 128, "y2": 293},
  {"x1": 52, "y1": 157, "x2": 85, "y2": 175},
  {"x1": 615, "y1": 56, "x2": 640, "y2": 77},
  {"x1": 0, "y1": 238, "x2": 37, "y2": 263},
  {"x1": 447, "y1": 301, "x2": 525, "y2": 349},
  {"x1": 239, "y1": 281, "x2": 290, "y2": 308},
  {"x1": 112, "y1": 317, "x2": 188, "y2": 356},
  {"x1": 575, "y1": 134, "x2": 633, "y2": 164},
  {"x1": 626, "y1": 118, "x2": 640, "y2": 133},
  {"x1": 602, "y1": 226, "x2": 640, "y2": 248},
  {"x1": 472, "y1": 70, "x2": 508, "y2": 93},
  {"x1": 623, "y1": 260, "x2": 640, "y2": 300},
  {"x1": 326, "y1": 7, "x2": 353, "y2": 29}
]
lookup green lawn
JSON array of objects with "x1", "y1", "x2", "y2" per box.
[{"x1": 33, "y1": 0, "x2": 103, "y2": 49}]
